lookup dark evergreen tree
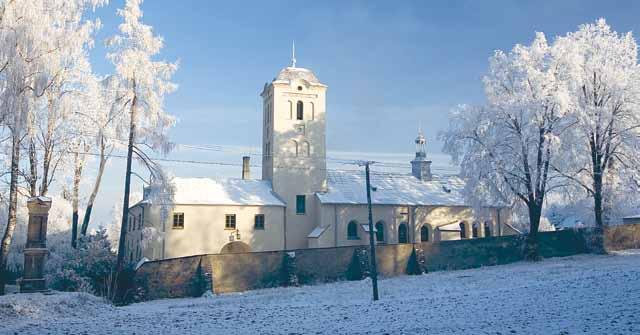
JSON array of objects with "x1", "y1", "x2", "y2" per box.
[
  {"x1": 189, "y1": 259, "x2": 209, "y2": 297},
  {"x1": 406, "y1": 248, "x2": 423, "y2": 275}
]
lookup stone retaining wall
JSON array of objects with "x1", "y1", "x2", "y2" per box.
[{"x1": 135, "y1": 224, "x2": 638, "y2": 300}]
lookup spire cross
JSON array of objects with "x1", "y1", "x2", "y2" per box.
[{"x1": 291, "y1": 40, "x2": 297, "y2": 68}]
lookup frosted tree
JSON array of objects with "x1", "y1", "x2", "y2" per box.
[
  {"x1": 552, "y1": 19, "x2": 640, "y2": 229},
  {"x1": 79, "y1": 75, "x2": 126, "y2": 237},
  {"x1": 441, "y1": 33, "x2": 569, "y2": 259},
  {"x1": 0, "y1": 0, "x2": 106, "y2": 294},
  {"x1": 106, "y1": 0, "x2": 177, "y2": 272}
]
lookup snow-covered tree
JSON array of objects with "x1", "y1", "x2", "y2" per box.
[
  {"x1": 552, "y1": 19, "x2": 640, "y2": 229},
  {"x1": 440, "y1": 33, "x2": 570, "y2": 259},
  {"x1": 0, "y1": 0, "x2": 106, "y2": 294},
  {"x1": 106, "y1": 0, "x2": 177, "y2": 272}
]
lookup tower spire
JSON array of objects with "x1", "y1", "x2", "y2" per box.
[{"x1": 291, "y1": 40, "x2": 297, "y2": 68}]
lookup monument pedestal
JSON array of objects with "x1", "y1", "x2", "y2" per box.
[{"x1": 20, "y1": 197, "x2": 51, "y2": 294}]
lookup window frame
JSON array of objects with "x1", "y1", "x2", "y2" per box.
[
  {"x1": 172, "y1": 212, "x2": 185, "y2": 229},
  {"x1": 347, "y1": 221, "x2": 359, "y2": 240},
  {"x1": 225, "y1": 214, "x2": 237, "y2": 230},
  {"x1": 296, "y1": 101, "x2": 304, "y2": 120},
  {"x1": 296, "y1": 195, "x2": 306, "y2": 214},
  {"x1": 375, "y1": 221, "x2": 385, "y2": 242},
  {"x1": 420, "y1": 225, "x2": 429, "y2": 242},
  {"x1": 459, "y1": 222, "x2": 467, "y2": 239},
  {"x1": 254, "y1": 214, "x2": 265, "y2": 230},
  {"x1": 484, "y1": 222, "x2": 491, "y2": 237},
  {"x1": 398, "y1": 223, "x2": 409, "y2": 243}
]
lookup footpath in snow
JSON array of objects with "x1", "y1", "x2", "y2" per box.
[{"x1": 1, "y1": 251, "x2": 639, "y2": 334}]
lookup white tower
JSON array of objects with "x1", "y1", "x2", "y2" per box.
[{"x1": 261, "y1": 46, "x2": 327, "y2": 249}]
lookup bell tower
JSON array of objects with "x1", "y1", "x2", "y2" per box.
[
  {"x1": 411, "y1": 126, "x2": 432, "y2": 181},
  {"x1": 260, "y1": 45, "x2": 327, "y2": 249}
]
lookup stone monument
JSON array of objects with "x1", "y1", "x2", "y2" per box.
[{"x1": 20, "y1": 196, "x2": 51, "y2": 293}]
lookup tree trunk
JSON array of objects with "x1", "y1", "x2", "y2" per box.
[
  {"x1": 81, "y1": 137, "x2": 108, "y2": 236},
  {"x1": 28, "y1": 137, "x2": 37, "y2": 197},
  {"x1": 71, "y1": 151, "x2": 83, "y2": 248},
  {"x1": 0, "y1": 135, "x2": 21, "y2": 295},
  {"x1": 524, "y1": 201, "x2": 542, "y2": 261},
  {"x1": 116, "y1": 91, "x2": 137, "y2": 273}
]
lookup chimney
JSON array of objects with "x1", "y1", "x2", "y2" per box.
[{"x1": 242, "y1": 156, "x2": 250, "y2": 180}]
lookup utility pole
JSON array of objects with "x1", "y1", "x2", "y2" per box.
[{"x1": 362, "y1": 161, "x2": 379, "y2": 301}]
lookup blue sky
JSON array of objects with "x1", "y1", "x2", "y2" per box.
[{"x1": 85, "y1": 0, "x2": 640, "y2": 225}]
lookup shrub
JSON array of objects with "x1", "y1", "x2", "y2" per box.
[
  {"x1": 189, "y1": 259, "x2": 210, "y2": 297},
  {"x1": 45, "y1": 228, "x2": 117, "y2": 296},
  {"x1": 406, "y1": 248, "x2": 423, "y2": 275},
  {"x1": 346, "y1": 248, "x2": 369, "y2": 281}
]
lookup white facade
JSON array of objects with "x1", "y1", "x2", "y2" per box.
[{"x1": 125, "y1": 58, "x2": 514, "y2": 264}]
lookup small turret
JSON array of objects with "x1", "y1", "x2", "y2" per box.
[{"x1": 411, "y1": 127, "x2": 432, "y2": 181}]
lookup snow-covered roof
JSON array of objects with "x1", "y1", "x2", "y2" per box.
[
  {"x1": 316, "y1": 171, "x2": 473, "y2": 207},
  {"x1": 361, "y1": 224, "x2": 378, "y2": 232},
  {"x1": 437, "y1": 222, "x2": 462, "y2": 231},
  {"x1": 170, "y1": 178, "x2": 285, "y2": 206},
  {"x1": 274, "y1": 67, "x2": 323, "y2": 85},
  {"x1": 307, "y1": 226, "x2": 328, "y2": 238}
]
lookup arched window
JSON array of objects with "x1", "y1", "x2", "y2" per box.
[
  {"x1": 347, "y1": 221, "x2": 359, "y2": 240},
  {"x1": 472, "y1": 222, "x2": 479, "y2": 238},
  {"x1": 300, "y1": 141, "x2": 310, "y2": 157},
  {"x1": 296, "y1": 101, "x2": 304, "y2": 120},
  {"x1": 310, "y1": 102, "x2": 315, "y2": 120},
  {"x1": 375, "y1": 221, "x2": 385, "y2": 242},
  {"x1": 290, "y1": 140, "x2": 299, "y2": 156},
  {"x1": 420, "y1": 225, "x2": 429, "y2": 242},
  {"x1": 459, "y1": 222, "x2": 467, "y2": 239},
  {"x1": 398, "y1": 223, "x2": 408, "y2": 243},
  {"x1": 484, "y1": 222, "x2": 491, "y2": 237}
]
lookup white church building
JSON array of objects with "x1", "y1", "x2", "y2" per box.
[{"x1": 124, "y1": 56, "x2": 517, "y2": 262}]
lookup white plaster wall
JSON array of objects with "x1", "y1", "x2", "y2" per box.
[
  {"x1": 261, "y1": 72, "x2": 328, "y2": 250},
  {"x1": 127, "y1": 204, "x2": 285, "y2": 261}
]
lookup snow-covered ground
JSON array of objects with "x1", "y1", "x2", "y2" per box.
[{"x1": 2, "y1": 251, "x2": 640, "y2": 334}]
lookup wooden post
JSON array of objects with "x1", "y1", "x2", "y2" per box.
[{"x1": 20, "y1": 196, "x2": 52, "y2": 293}]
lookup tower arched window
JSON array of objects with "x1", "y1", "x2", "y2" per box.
[
  {"x1": 300, "y1": 141, "x2": 310, "y2": 157},
  {"x1": 290, "y1": 140, "x2": 299, "y2": 157},
  {"x1": 296, "y1": 101, "x2": 304, "y2": 120},
  {"x1": 347, "y1": 220, "x2": 359, "y2": 240},
  {"x1": 420, "y1": 225, "x2": 429, "y2": 242},
  {"x1": 375, "y1": 221, "x2": 385, "y2": 242},
  {"x1": 310, "y1": 102, "x2": 315, "y2": 120}
]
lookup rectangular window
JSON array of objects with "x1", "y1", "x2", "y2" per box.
[
  {"x1": 225, "y1": 214, "x2": 236, "y2": 229},
  {"x1": 138, "y1": 214, "x2": 142, "y2": 229},
  {"x1": 254, "y1": 214, "x2": 265, "y2": 230},
  {"x1": 172, "y1": 213, "x2": 184, "y2": 229},
  {"x1": 296, "y1": 195, "x2": 306, "y2": 214}
]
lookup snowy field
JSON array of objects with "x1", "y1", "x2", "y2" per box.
[{"x1": 2, "y1": 251, "x2": 639, "y2": 335}]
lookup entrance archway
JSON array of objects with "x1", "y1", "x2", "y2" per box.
[{"x1": 220, "y1": 241, "x2": 251, "y2": 254}]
